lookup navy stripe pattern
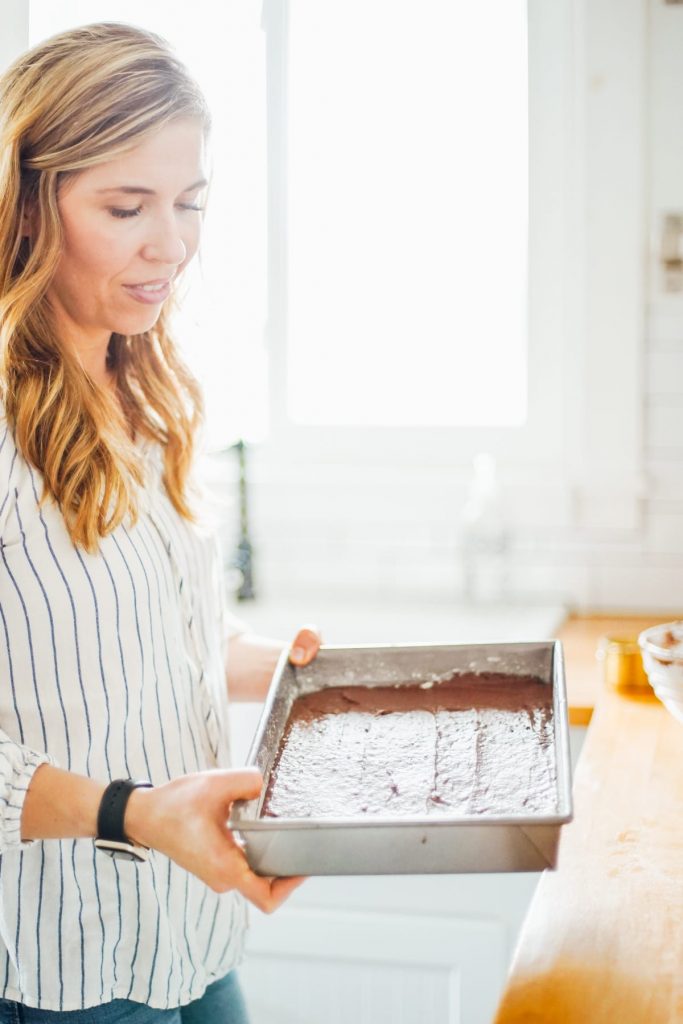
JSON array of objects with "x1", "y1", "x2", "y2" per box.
[{"x1": 0, "y1": 413, "x2": 250, "y2": 1012}]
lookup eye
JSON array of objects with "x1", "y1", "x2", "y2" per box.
[
  {"x1": 108, "y1": 204, "x2": 205, "y2": 220},
  {"x1": 109, "y1": 206, "x2": 142, "y2": 219}
]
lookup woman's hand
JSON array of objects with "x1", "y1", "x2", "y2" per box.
[
  {"x1": 125, "y1": 768, "x2": 305, "y2": 912},
  {"x1": 226, "y1": 622, "x2": 323, "y2": 701},
  {"x1": 287, "y1": 623, "x2": 323, "y2": 667}
]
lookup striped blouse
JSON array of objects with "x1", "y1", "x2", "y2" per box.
[{"x1": 0, "y1": 408, "x2": 252, "y2": 1012}]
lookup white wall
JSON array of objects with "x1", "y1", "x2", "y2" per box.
[
  {"x1": 0, "y1": 1, "x2": 28, "y2": 71},
  {"x1": 641, "y1": 2, "x2": 683, "y2": 610}
]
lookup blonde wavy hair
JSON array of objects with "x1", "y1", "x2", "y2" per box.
[{"x1": 0, "y1": 22, "x2": 210, "y2": 551}]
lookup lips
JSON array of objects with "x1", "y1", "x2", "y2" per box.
[
  {"x1": 123, "y1": 280, "x2": 172, "y2": 304},
  {"x1": 125, "y1": 278, "x2": 172, "y2": 287}
]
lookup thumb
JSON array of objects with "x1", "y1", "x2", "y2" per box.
[{"x1": 213, "y1": 768, "x2": 264, "y2": 809}]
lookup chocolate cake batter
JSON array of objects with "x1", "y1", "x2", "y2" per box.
[{"x1": 261, "y1": 672, "x2": 557, "y2": 819}]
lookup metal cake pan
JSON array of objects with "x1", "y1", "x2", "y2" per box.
[{"x1": 229, "y1": 640, "x2": 573, "y2": 875}]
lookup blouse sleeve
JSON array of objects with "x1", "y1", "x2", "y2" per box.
[
  {"x1": 0, "y1": 741, "x2": 56, "y2": 854},
  {"x1": 0, "y1": 415, "x2": 59, "y2": 853}
]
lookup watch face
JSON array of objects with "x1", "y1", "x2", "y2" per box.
[
  {"x1": 94, "y1": 838, "x2": 149, "y2": 863},
  {"x1": 107, "y1": 848, "x2": 142, "y2": 862}
]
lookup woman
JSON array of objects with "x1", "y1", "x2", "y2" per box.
[{"x1": 0, "y1": 20, "x2": 319, "y2": 1021}]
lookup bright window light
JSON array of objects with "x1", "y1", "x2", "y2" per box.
[{"x1": 286, "y1": 0, "x2": 528, "y2": 427}]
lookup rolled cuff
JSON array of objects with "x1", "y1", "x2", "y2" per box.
[{"x1": 0, "y1": 746, "x2": 58, "y2": 853}]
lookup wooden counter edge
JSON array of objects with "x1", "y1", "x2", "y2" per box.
[{"x1": 493, "y1": 613, "x2": 680, "y2": 1024}]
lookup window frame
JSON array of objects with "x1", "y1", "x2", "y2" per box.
[{"x1": 261, "y1": 0, "x2": 569, "y2": 466}]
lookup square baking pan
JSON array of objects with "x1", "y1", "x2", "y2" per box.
[{"x1": 229, "y1": 640, "x2": 573, "y2": 875}]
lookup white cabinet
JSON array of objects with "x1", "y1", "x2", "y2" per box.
[
  {"x1": 239, "y1": 875, "x2": 532, "y2": 1024},
  {"x1": 240, "y1": 899, "x2": 510, "y2": 1024}
]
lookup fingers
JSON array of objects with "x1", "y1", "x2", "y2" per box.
[
  {"x1": 159, "y1": 770, "x2": 305, "y2": 907},
  {"x1": 289, "y1": 623, "x2": 323, "y2": 666},
  {"x1": 237, "y1": 868, "x2": 308, "y2": 913},
  {"x1": 274, "y1": 874, "x2": 308, "y2": 897}
]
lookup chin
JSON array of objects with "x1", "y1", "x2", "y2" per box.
[{"x1": 113, "y1": 312, "x2": 162, "y2": 336}]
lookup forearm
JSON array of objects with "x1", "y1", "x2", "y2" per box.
[
  {"x1": 226, "y1": 632, "x2": 286, "y2": 702},
  {"x1": 21, "y1": 763, "x2": 105, "y2": 841},
  {"x1": 20, "y1": 763, "x2": 303, "y2": 909}
]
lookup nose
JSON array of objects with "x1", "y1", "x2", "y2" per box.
[{"x1": 140, "y1": 210, "x2": 188, "y2": 267}]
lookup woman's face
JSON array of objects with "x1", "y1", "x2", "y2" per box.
[{"x1": 43, "y1": 117, "x2": 209, "y2": 362}]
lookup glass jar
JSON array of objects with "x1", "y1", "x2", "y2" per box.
[{"x1": 597, "y1": 635, "x2": 651, "y2": 693}]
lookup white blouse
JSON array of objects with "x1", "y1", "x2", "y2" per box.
[{"x1": 0, "y1": 408, "x2": 252, "y2": 1012}]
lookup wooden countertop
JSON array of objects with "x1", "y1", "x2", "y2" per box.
[{"x1": 495, "y1": 614, "x2": 683, "y2": 1023}]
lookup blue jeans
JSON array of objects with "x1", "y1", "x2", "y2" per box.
[{"x1": 0, "y1": 971, "x2": 250, "y2": 1023}]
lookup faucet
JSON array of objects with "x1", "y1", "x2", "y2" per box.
[{"x1": 230, "y1": 439, "x2": 255, "y2": 601}]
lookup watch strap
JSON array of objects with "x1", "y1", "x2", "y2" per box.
[{"x1": 96, "y1": 778, "x2": 153, "y2": 846}]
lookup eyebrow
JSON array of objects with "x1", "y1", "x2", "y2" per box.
[{"x1": 95, "y1": 178, "x2": 208, "y2": 195}]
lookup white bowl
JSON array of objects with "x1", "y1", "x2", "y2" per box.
[{"x1": 638, "y1": 621, "x2": 683, "y2": 723}]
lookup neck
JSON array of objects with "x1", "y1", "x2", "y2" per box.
[{"x1": 80, "y1": 347, "x2": 113, "y2": 389}]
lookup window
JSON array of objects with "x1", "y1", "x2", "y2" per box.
[
  {"x1": 264, "y1": 0, "x2": 571, "y2": 466},
  {"x1": 286, "y1": 0, "x2": 528, "y2": 428}
]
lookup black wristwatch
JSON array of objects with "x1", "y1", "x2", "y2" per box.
[{"x1": 94, "y1": 779, "x2": 153, "y2": 862}]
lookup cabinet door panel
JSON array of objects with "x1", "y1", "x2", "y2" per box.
[{"x1": 241, "y1": 905, "x2": 506, "y2": 1024}]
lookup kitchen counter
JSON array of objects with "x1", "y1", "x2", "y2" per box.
[{"x1": 494, "y1": 614, "x2": 683, "y2": 1024}]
